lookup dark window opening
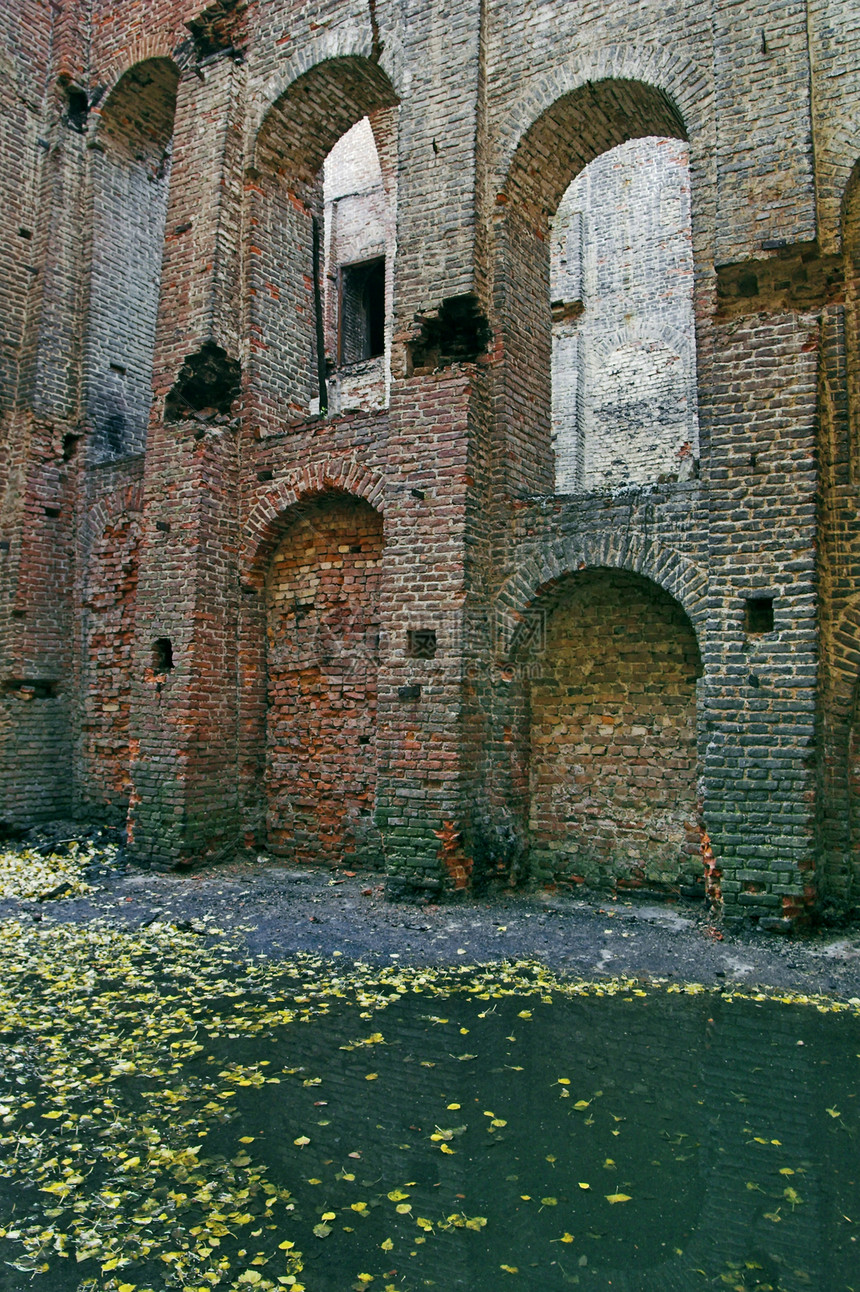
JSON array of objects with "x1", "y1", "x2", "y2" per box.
[
  {"x1": 2, "y1": 679, "x2": 58, "y2": 699},
  {"x1": 745, "y1": 597, "x2": 774, "y2": 634},
  {"x1": 339, "y1": 258, "x2": 386, "y2": 366},
  {"x1": 64, "y1": 85, "x2": 89, "y2": 133},
  {"x1": 152, "y1": 638, "x2": 174, "y2": 672},
  {"x1": 407, "y1": 629, "x2": 437, "y2": 659}
]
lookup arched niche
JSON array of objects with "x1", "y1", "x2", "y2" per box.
[
  {"x1": 85, "y1": 59, "x2": 178, "y2": 462},
  {"x1": 525, "y1": 568, "x2": 703, "y2": 890},
  {"x1": 497, "y1": 79, "x2": 689, "y2": 495},
  {"x1": 251, "y1": 59, "x2": 398, "y2": 425},
  {"x1": 264, "y1": 490, "x2": 384, "y2": 863}
]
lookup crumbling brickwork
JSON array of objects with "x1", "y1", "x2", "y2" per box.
[{"x1": 2, "y1": 0, "x2": 860, "y2": 923}]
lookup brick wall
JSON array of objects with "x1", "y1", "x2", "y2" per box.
[
  {"x1": 528, "y1": 570, "x2": 702, "y2": 889},
  {"x1": 264, "y1": 492, "x2": 383, "y2": 863},
  {"x1": 551, "y1": 137, "x2": 699, "y2": 493},
  {"x1": 1, "y1": 0, "x2": 859, "y2": 920}
]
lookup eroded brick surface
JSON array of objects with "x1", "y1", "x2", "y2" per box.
[
  {"x1": 264, "y1": 493, "x2": 383, "y2": 863},
  {"x1": 528, "y1": 571, "x2": 702, "y2": 888},
  {"x1": 1, "y1": 0, "x2": 859, "y2": 921}
]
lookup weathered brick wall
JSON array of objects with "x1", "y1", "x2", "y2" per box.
[
  {"x1": 85, "y1": 59, "x2": 177, "y2": 461},
  {"x1": 2, "y1": 0, "x2": 859, "y2": 920},
  {"x1": 77, "y1": 488, "x2": 142, "y2": 819},
  {"x1": 551, "y1": 137, "x2": 699, "y2": 493},
  {"x1": 264, "y1": 492, "x2": 383, "y2": 862},
  {"x1": 528, "y1": 570, "x2": 702, "y2": 889}
]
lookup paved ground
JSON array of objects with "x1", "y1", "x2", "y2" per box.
[{"x1": 5, "y1": 841, "x2": 860, "y2": 999}]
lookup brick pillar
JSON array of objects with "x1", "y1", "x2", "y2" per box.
[{"x1": 127, "y1": 54, "x2": 245, "y2": 865}]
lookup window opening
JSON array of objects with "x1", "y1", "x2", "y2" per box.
[
  {"x1": 406, "y1": 628, "x2": 437, "y2": 659},
  {"x1": 339, "y1": 257, "x2": 386, "y2": 365},
  {"x1": 152, "y1": 638, "x2": 174, "y2": 671},
  {"x1": 745, "y1": 597, "x2": 774, "y2": 634}
]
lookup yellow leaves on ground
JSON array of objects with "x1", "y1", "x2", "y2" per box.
[
  {"x1": 0, "y1": 841, "x2": 106, "y2": 901},
  {"x1": 0, "y1": 916, "x2": 855, "y2": 1292}
]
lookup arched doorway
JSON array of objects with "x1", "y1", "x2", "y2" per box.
[
  {"x1": 264, "y1": 492, "x2": 383, "y2": 863},
  {"x1": 528, "y1": 569, "x2": 702, "y2": 888}
]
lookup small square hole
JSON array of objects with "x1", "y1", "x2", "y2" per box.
[
  {"x1": 407, "y1": 629, "x2": 437, "y2": 659},
  {"x1": 152, "y1": 638, "x2": 174, "y2": 671},
  {"x1": 745, "y1": 597, "x2": 774, "y2": 634}
]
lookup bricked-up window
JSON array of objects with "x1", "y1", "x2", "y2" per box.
[
  {"x1": 339, "y1": 258, "x2": 386, "y2": 365},
  {"x1": 745, "y1": 597, "x2": 775, "y2": 634},
  {"x1": 550, "y1": 137, "x2": 699, "y2": 493}
]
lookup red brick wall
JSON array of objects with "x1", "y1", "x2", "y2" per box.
[
  {"x1": 528, "y1": 570, "x2": 702, "y2": 889},
  {"x1": 265, "y1": 492, "x2": 383, "y2": 863},
  {"x1": 78, "y1": 510, "x2": 141, "y2": 819}
]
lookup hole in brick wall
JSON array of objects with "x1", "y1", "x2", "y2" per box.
[
  {"x1": 745, "y1": 597, "x2": 775, "y2": 634},
  {"x1": 164, "y1": 342, "x2": 241, "y2": 423},
  {"x1": 339, "y1": 258, "x2": 386, "y2": 365},
  {"x1": 406, "y1": 629, "x2": 437, "y2": 659},
  {"x1": 109, "y1": 362, "x2": 127, "y2": 376},
  {"x1": 408, "y1": 293, "x2": 491, "y2": 370},
  {"x1": 44, "y1": 507, "x2": 60, "y2": 518},
  {"x1": 2, "y1": 679, "x2": 58, "y2": 699},
  {"x1": 186, "y1": 0, "x2": 248, "y2": 61},
  {"x1": 152, "y1": 638, "x2": 174, "y2": 672},
  {"x1": 18, "y1": 228, "x2": 32, "y2": 240},
  {"x1": 64, "y1": 84, "x2": 89, "y2": 133}
]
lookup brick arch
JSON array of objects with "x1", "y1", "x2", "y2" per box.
[
  {"x1": 77, "y1": 482, "x2": 144, "y2": 559},
  {"x1": 242, "y1": 460, "x2": 387, "y2": 586},
  {"x1": 252, "y1": 28, "x2": 407, "y2": 146},
  {"x1": 90, "y1": 40, "x2": 181, "y2": 133},
  {"x1": 254, "y1": 55, "x2": 399, "y2": 185},
  {"x1": 828, "y1": 603, "x2": 860, "y2": 722},
  {"x1": 495, "y1": 45, "x2": 712, "y2": 210},
  {"x1": 525, "y1": 565, "x2": 704, "y2": 891},
  {"x1": 248, "y1": 55, "x2": 399, "y2": 420},
  {"x1": 498, "y1": 534, "x2": 707, "y2": 659}
]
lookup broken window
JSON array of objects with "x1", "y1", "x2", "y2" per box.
[{"x1": 339, "y1": 258, "x2": 386, "y2": 365}]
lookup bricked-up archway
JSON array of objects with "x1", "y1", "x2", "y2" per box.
[
  {"x1": 496, "y1": 79, "x2": 688, "y2": 496},
  {"x1": 85, "y1": 59, "x2": 178, "y2": 462},
  {"x1": 264, "y1": 492, "x2": 384, "y2": 863},
  {"x1": 526, "y1": 569, "x2": 702, "y2": 890},
  {"x1": 251, "y1": 59, "x2": 398, "y2": 426}
]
